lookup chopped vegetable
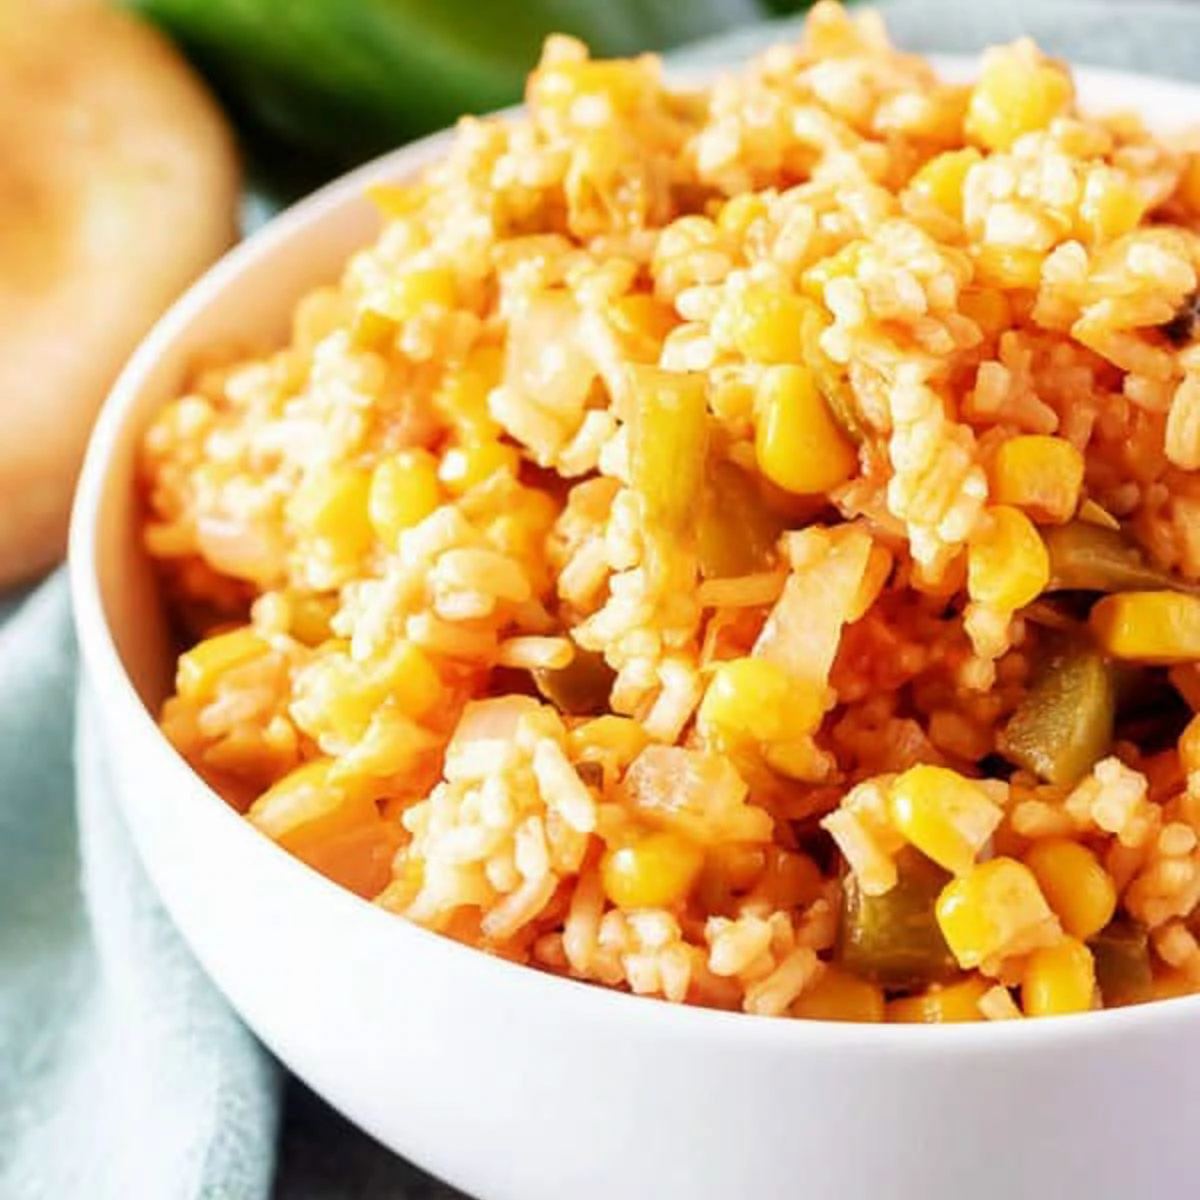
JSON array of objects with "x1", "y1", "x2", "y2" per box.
[
  {"x1": 629, "y1": 367, "x2": 709, "y2": 538},
  {"x1": 697, "y1": 461, "x2": 785, "y2": 579},
  {"x1": 1042, "y1": 520, "x2": 1200, "y2": 595},
  {"x1": 1000, "y1": 635, "x2": 1116, "y2": 786},
  {"x1": 1089, "y1": 921, "x2": 1153, "y2": 1007},
  {"x1": 837, "y1": 849, "x2": 960, "y2": 990},
  {"x1": 1090, "y1": 591, "x2": 1200, "y2": 664},
  {"x1": 532, "y1": 647, "x2": 615, "y2": 716}
]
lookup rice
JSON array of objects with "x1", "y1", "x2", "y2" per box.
[{"x1": 145, "y1": 2, "x2": 1200, "y2": 1021}]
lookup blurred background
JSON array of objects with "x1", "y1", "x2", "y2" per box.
[{"x1": 128, "y1": 0, "x2": 811, "y2": 193}]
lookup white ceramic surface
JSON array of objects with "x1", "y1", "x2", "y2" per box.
[{"x1": 70, "y1": 58, "x2": 1200, "y2": 1200}]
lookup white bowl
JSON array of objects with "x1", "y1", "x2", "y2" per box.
[{"x1": 70, "y1": 58, "x2": 1200, "y2": 1200}]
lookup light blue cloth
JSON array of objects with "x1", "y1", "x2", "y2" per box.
[{"x1": 4, "y1": 3, "x2": 1200, "y2": 1196}]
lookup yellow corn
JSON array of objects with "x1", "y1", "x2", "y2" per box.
[
  {"x1": 888, "y1": 764, "x2": 1004, "y2": 876},
  {"x1": 1078, "y1": 168, "x2": 1144, "y2": 245},
  {"x1": 755, "y1": 365, "x2": 857, "y2": 495},
  {"x1": 886, "y1": 975, "x2": 990, "y2": 1023},
  {"x1": 284, "y1": 590, "x2": 338, "y2": 647},
  {"x1": 177, "y1": 627, "x2": 267, "y2": 701},
  {"x1": 791, "y1": 968, "x2": 885, "y2": 1023},
  {"x1": 370, "y1": 267, "x2": 457, "y2": 322},
  {"x1": 287, "y1": 465, "x2": 374, "y2": 560},
  {"x1": 601, "y1": 829, "x2": 705, "y2": 910},
  {"x1": 967, "y1": 505, "x2": 1050, "y2": 610},
  {"x1": 731, "y1": 283, "x2": 807, "y2": 364},
  {"x1": 1023, "y1": 838, "x2": 1116, "y2": 941},
  {"x1": 907, "y1": 148, "x2": 982, "y2": 220},
  {"x1": 368, "y1": 450, "x2": 441, "y2": 549},
  {"x1": 438, "y1": 440, "x2": 521, "y2": 494},
  {"x1": 569, "y1": 715, "x2": 650, "y2": 768},
  {"x1": 607, "y1": 293, "x2": 678, "y2": 364},
  {"x1": 1090, "y1": 591, "x2": 1200, "y2": 664},
  {"x1": 972, "y1": 245, "x2": 1044, "y2": 290},
  {"x1": 717, "y1": 193, "x2": 769, "y2": 241},
  {"x1": 1021, "y1": 936, "x2": 1096, "y2": 1017},
  {"x1": 698, "y1": 656, "x2": 825, "y2": 748},
  {"x1": 435, "y1": 347, "x2": 504, "y2": 442},
  {"x1": 965, "y1": 44, "x2": 1074, "y2": 152},
  {"x1": 249, "y1": 758, "x2": 373, "y2": 844},
  {"x1": 989, "y1": 436, "x2": 1085, "y2": 525},
  {"x1": 935, "y1": 856, "x2": 1058, "y2": 970},
  {"x1": 801, "y1": 242, "x2": 864, "y2": 298}
]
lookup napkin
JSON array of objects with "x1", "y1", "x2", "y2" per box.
[{"x1": 3, "y1": 3, "x2": 1198, "y2": 1196}]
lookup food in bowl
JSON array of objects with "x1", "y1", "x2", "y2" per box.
[{"x1": 140, "y1": 1, "x2": 1200, "y2": 1023}]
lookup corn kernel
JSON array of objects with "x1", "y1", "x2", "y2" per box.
[
  {"x1": 601, "y1": 829, "x2": 705, "y2": 910},
  {"x1": 607, "y1": 293, "x2": 678, "y2": 363},
  {"x1": 989, "y1": 436, "x2": 1085, "y2": 525},
  {"x1": 1078, "y1": 168, "x2": 1144, "y2": 245},
  {"x1": 755, "y1": 365, "x2": 857, "y2": 495},
  {"x1": 731, "y1": 284, "x2": 807, "y2": 364},
  {"x1": 436, "y1": 345, "x2": 504, "y2": 441},
  {"x1": 438, "y1": 440, "x2": 521, "y2": 494},
  {"x1": 1180, "y1": 155, "x2": 1200, "y2": 218},
  {"x1": 717, "y1": 193, "x2": 769, "y2": 241},
  {"x1": 698, "y1": 656, "x2": 825, "y2": 749},
  {"x1": 908, "y1": 148, "x2": 982, "y2": 220},
  {"x1": 569, "y1": 715, "x2": 650, "y2": 768},
  {"x1": 1090, "y1": 591, "x2": 1200, "y2": 664},
  {"x1": 965, "y1": 44, "x2": 1074, "y2": 152},
  {"x1": 1023, "y1": 839, "x2": 1116, "y2": 941},
  {"x1": 801, "y1": 242, "x2": 863, "y2": 298},
  {"x1": 368, "y1": 450, "x2": 441, "y2": 549},
  {"x1": 886, "y1": 975, "x2": 990, "y2": 1023},
  {"x1": 967, "y1": 505, "x2": 1050, "y2": 610},
  {"x1": 1021, "y1": 936, "x2": 1096, "y2": 1016},
  {"x1": 791, "y1": 968, "x2": 885, "y2": 1023},
  {"x1": 249, "y1": 758, "x2": 374, "y2": 843},
  {"x1": 973, "y1": 245, "x2": 1044, "y2": 291},
  {"x1": 177, "y1": 627, "x2": 267, "y2": 701},
  {"x1": 888, "y1": 764, "x2": 1004, "y2": 876},
  {"x1": 370, "y1": 267, "x2": 457, "y2": 322},
  {"x1": 287, "y1": 465, "x2": 374, "y2": 560},
  {"x1": 284, "y1": 590, "x2": 338, "y2": 646},
  {"x1": 935, "y1": 856, "x2": 1059, "y2": 970}
]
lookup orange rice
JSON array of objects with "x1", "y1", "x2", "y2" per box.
[{"x1": 142, "y1": 2, "x2": 1200, "y2": 1021}]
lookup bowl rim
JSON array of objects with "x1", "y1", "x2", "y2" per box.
[{"x1": 69, "y1": 53, "x2": 1200, "y2": 1053}]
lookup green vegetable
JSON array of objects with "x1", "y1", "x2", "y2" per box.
[
  {"x1": 836, "y1": 849, "x2": 959, "y2": 990},
  {"x1": 1042, "y1": 520, "x2": 1200, "y2": 596},
  {"x1": 127, "y1": 0, "x2": 768, "y2": 167},
  {"x1": 1000, "y1": 634, "x2": 1116, "y2": 787},
  {"x1": 1090, "y1": 921, "x2": 1153, "y2": 1007},
  {"x1": 697, "y1": 461, "x2": 785, "y2": 579},
  {"x1": 629, "y1": 367, "x2": 709, "y2": 539},
  {"x1": 533, "y1": 648, "x2": 615, "y2": 715}
]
